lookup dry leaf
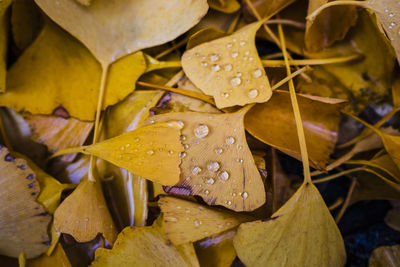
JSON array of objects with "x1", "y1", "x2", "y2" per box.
[
  {"x1": 0, "y1": 0, "x2": 12, "y2": 93},
  {"x1": 245, "y1": 91, "x2": 343, "y2": 170},
  {"x1": 54, "y1": 122, "x2": 183, "y2": 186},
  {"x1": 144, "y1": 108, "x2": 266, "y2": 211},
  {"x1": 75, "y1": 0, "x2": 91, "y2": 6},
  {"x1": 0, "y1": 21, "x2": 147, "y2": 121},
  {"x1": 34, "y1": 0, "x2": 209, "y2": 64},
  {"x1": 243, "y1": 0, "x2": 297, "y2": 21},
  {"x1": 92, "y1": 225, "x2": 200, "y2": 267},
  {"x1": 385, "y1": 208, "x2": 400, "y2": 232},
  {"x1": 0, "y1": 146, "x2": 51, "y2": 258},
  {"x1": 53, "y1": 178, "x2": 117, "y2": 244},
  {"x1": 158, "y1": 196, "x2": 249, "y2": 245},
  {"x1": 186, "y1": 27, "x2": 227, "y2": 50},
  {"x1": 208, "y1": 0, "x2": 240, "y2": 14},
  {"x1": 233, "y1": 182, "x2": 346, "y2": 267},
  {"x1": 369, "y1": 245, "x2": 400, "y2": 267},
  {"x1": 28, "y1": 243, "x2": 71, "y2": 267},
  {"x1": 182, "y1": 21, "x2": 272, "y2": 109}
]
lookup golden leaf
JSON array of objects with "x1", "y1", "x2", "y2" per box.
[
  {"x1": 53, "y1": 178, "x2": 117, "y2": 244},
  {"x1": 369, "y1": 245, "x2": 400, "y2": 267},
  {"x1": 34, "y1": 0, "x2": 209, "y2": 65},
  {"x1": 244, "y1": 91, "x2": 343, "y2": 170},
  {"x1": 0, "y1": 21, "x2": 147, "y2": 121},
  {"x1": 0, "y1": 146, "x2": 51, "y2": 258},
  {"x1": 0, "y1": 0, "x2": 12, "y2": 92},
  {"x1": 208, "y1": 0, "x2": 240, "y2": 14},
  {"x1": 385, "y1": 208, "x2": 400, "y2": 232},
  {"x1": 233, "y1": 182, "x2": 346, "y2": 267},
  {"x1": 75, "y1": 0, "x2": 91, "y2": 6},
  {"x1": 181, "y1": 21, "x2": 272, "y2": 109},
  {"x1": 28, "y1": 243, "x2": 71, "y2": 267},
  {"x1": 54, "y1": 122, "x2": 184, "y2": 186},
  {"x1": 158, "y1": 196, "x2": 249, "y2": 245},
  {"x1": 92, "y1": 225, "x2": 200, "y2": 267},
  {"x1": 144, "y1": 108, "x2": 266, "y2": 211}
]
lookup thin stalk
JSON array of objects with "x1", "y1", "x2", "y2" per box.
[
  {"x1": 307, "y1": 1, "x2": 370, "y2": 22},
  {"x1": 263, "y1": 52, "x2": 283, "y2": 59},
  {"x1": 278, "y1": 24, "x2": 311, "y2": 184},
  {"x1": 262, "y1": 54, "x2": 360, "y2": 67},
  {"x1": 271, "y1": 66, "x2": 308, "y2": 91},
  {"x1": 0, "y1": 110, "x2": 12, "y2": 150},
  {"x1": 328, "y1": 197, "x2": 344, "y2": 210},
  {"x1": 265, "y1": 19, "x2": 306, "y2": 29},
  {"x1": 341, "y1": 110, "x2": 382, "y2": 136},
  {"x1": 312, "y1": 167, "x2": 364, "y2": 184},
  {"x1": 346, "y1": 159, "x2": 400, "y2": 183},
  {"x1": 227, "y1": 12, "x2": 241, "y2": 34},
  {"x1": 335, "y1": 177, "x2": 357, "y2": 223},
  {"x1": 155, "y1": 36, "x2": 189, "y2": 59}
]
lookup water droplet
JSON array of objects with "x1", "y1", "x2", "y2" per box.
[
  {"x1": 183, "y1": 144, "x2": 189, "y2": 149},
  {"x1": 194, "y1": 124, "x2": 209, "y2": 138},
  {"x1": 233, "y1": 38, "x2": 237, "y2": 42},
  {"x1": 207, "y1": 161, "x2": 220, "y2": 172},
  {"x1": 226, "y1": 136, "x2": 235, "y2": 145},
  {"x1": 186, "y1": 176, "x2": 191, "y2": 181},
  {"x1": 242, "y1": 192, "x2": 249, "y2": 199},
  {"x1": 231, "y1": 77, "x2": 241, "y2": 86},
  {"x1": 249, "y1": 57, "x2": 254, "y2": 62},
  {"x1": 192, "y1": 166, "x2": 202, "y2": 175},
  {"x1": 243, "y1": 56, "x2": 248, "y2": 61},
  {"x1": 223, "y1": 92, "x2": 230, "y2": 98},
  {"x1": 126, "y1": 144, "x2": 131, "y2": 148},
  {"x1": 147, "y1": 150, "x2": 154, "y2": 155},
  {"x1": 168, "y1": 150, "x2": 174, "y2": 155},
  {"x1": 219, "y1": 171, "x2": 229, "y2": 181},
  {"x1": 204, "y1": 189, "x2": 210, "y2": 195},
  {"x1": 240, "y1": 40, "x2": 246, "y2": 46},
  {"x1": 227, "y1": 43, "x2": 233, "y2": 48},
  {"x1": 195, "y1": 140, "x2": 200, "y2": 144},
  {"x1": 237, "y1": 159, "x2": 243, "y2": 163},
  {"x1": 194, "y1": 219, "x2": 201, "y2": 227},
  {"x1": 209, "y1": 54, "x2": 219, "y2": 62},
  {"x1": 232, "y1": 52, "x2": 239, "y2": 58},
  {"x1": 180, "y1": 135, "x2": 186, "y2": 141},
  {"x1": 244, "y1": 51, "x2": 249, "y2": 55},
  {"x1": 179, "y1": 152, "x2": 186, "y2": 158},
  {"x1": 389, "y1": 13, "x2": 394, "y2": 17},
  {"x1": 237, "y1": 144, "x2": 243, "y2": 150},
  {"x1": 176, "y1": 120, "x2": 184, "y2": 127},
  {"x1": 205, "y1": 177, "x2": 215, "y2": 184},
  {"x1": 215, "y1": 147, "x2": 223, "y2": 154},
  {"x1": 211, "y1": 64, "x2": 221, "y2": 72},
  {"x1": 185, "y1": 208, "x2": 190, "y2": 213},
  {"x1": 232, "y1": 192, "x2": 237, "y2": 197},
  {"x1": 194, "y1": 53, "x2": 200, "y2": 57},
  {"x1": 253, "y1": 69, "x2": 262, "y2": 78},
  {"x1": 224, "y1": 64, "x2": 232, "y2": 72},
  {"x1": 248, "y1": 89, "x2": 259, "y2": 99},
  {"x1": 201, "y1": 61, "x2": 208, "y2": 67},
  {"x1": 204, "y1": 231, "x2": 209, "y2": 235},
  {"x1": 120, "y1": 146, "x2": 125, "y2": 151},
  {"x1": 385, "y1": 9, "x2": 389, "y2": 13},
  {"x1": 135, "y1": 137, "x2": 140, "y2": 142},
  {"x1": 226, "y1": 200, "x2": 232, "y2": 206}
]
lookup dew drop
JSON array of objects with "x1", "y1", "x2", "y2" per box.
[
  {"x1": 237, "y1": 144, "x2": 243, "y2": 150},
  {"x1": 232, "y1": 52, "x2": 239, "y2": 58},
  {"x1": 226, "y1": 200, "x2": 232, "y2": 206},
  {"x1": 168, "y1": 150, "x2": 174, "y2": 155},
  {"x1": 389, "y1": 13, "x2": 394, "y2": 17},
  {"x1": 204, "y1": 189, "x2": 210, "y2": 195},
  {"x1": 201, "y1": 61, "x2": 208, "y2": 67},
  {"x1": 215, "y1": 147, "x2": 223, "y2": 154},
  {"x1": 146, "y1": 150, "x2": 154, "y2": 155},
  {"x1": 232, "y1": 192, "x2": 237, "y2": 197},
  {"x1": 226, "y1": 136, "x2": 235, "y2": 145},
  {"x1": 176, "y1": 120, "x2": 184, "y2": 127},
  {"x1": 224, "y1": 64, "x2": 232, "y2": 72},
  {"x1": 219, "y1": 171, "x2": 230, "y2": 181},
  {"x1": 240, "y1": 40, "x2": 246, "y2": 46},
  {"x1": 183, "y1": 144, "x2": 189, "y2": 150},
  {"x1": 180, "y1": 135, "x2": 186, "y2": 141},
  {"x1": 185, "y1": 208, "x2": 190, "y2": 213},
  {"x1": 204, "y1": 231, "x2": 209, "y2": 235},
  {"x1": 223, "y1": 92, "x2": 230, "y2": 98},
  {"x1": 242, "y1": 191, "x2": 249, "y2": 199},
  {"x1": 211, "y1": 64, "x2": 221, "y2": 72},
  {"x1": 248, "y1": 89, "x2": 259, "y2": 99},
  {"x1": 252, "y1": 69, "x2": 262, "y2": 78},
  {"x1": 134, "y1": 137, "x2": 140, "y2": 142},
  {"x1": 244, "y1": 51, "x2": 249, "y2": 55},
  {"x1": 194, "y1": 219, "x2": 201, "y2": 228},
  {"x1": 207, "y1": 161, "x2": 220, "y2": 172},
  {"x1": 210, "y1": 54, "x2": 219, "y2": 62},
  {"x1": 192, "y1": 166, "x2": 202, "y2": 175},
  {"x1": 227, "y1": 43, "x2": 233, "y2": 48},
  {"x1": 237, "y1": 159, "x2": 244, "y2": 163},
  {"x1": 230, "y1": 77, "x2": 241, "y2": 86},
  {"x1": 194, "y1": 53, "x2": 200, "y2": 57},
  {"x1": 205, "y1": 177, "x2": 215, "y2": 185},
  {"x1": 194, "y1": 124, "x2": 209, "y2": 138},
  {"x1": 120, "y1": 146, "x2": 125, "y2": 151},
  {"x1": 179, "y1": 152, "x2": 186, "y2": 159}
]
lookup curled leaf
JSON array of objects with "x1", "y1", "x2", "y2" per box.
[
  {"x1": 0, "y1": 146, "x2": 51, "y2": 258},
  {"x1": 0, "y1": 0, "x2": 12, "y2": 92},
  {"x1": 234, "y1": 182, "x2": 346, "y2": 267},
  {"x1": 182, "y1": 21, "x2": 272, "y2": 109},
  {"x1": 369, "y1": 244, "x2": 400, "y2": 267},
  {"x1": 208, "y1": 0, "x2": 240, "y2": 14},
  {"x1": 145, "y1": 108, "x2": 266, "y2": 211},
  {"x1": 158, "y1": 196, "x2": 249, "y2": 245}
]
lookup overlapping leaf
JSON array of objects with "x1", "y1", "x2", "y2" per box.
[{"x1": 0, "y1": 0, "x2": 12, "y2": 92}]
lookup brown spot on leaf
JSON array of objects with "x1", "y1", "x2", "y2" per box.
[{"x1": 52, "y1": 105, "x2": 70, "y2": 119}]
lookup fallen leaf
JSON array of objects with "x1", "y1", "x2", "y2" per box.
[
  {"x1": 0, "y1": 21, "x2": 147, "y2": 121},
  {"x1": 245, "y1": 90, "x2": 344, "y2": 170},
  {"x1": 25, "y1": 114, "x2": 93, "y2": 162},
  {"x1": 28, "y1": 243, "x2": 71, "y2": 267},
  {"x1": 208, "y1": 0, "x2": 240, "y2": 14},
  {"x1": 0, "y1": 146, "x2": 51, "y2": 258},
  {"x1": 233, "y1": 182, "x2": 346, "y2": 267},
  {"x1": 158, "y1": 196, "x2": 249, "y2": 245},
  {"x1": 243, "y1": 0, "x2": 297, "y2": 21},
  {"x1": 385, "y1": 208, "x2": 400, "y2": 232},
  {"x1": 369, "y1": 244, "x2": 400, "y2": 267},
  {"x1": 53, "y1": 178, "x2": 118, "y2": 244},
  {"x1": 144, "y1": 108, "x2": 266, "y2": 211},
  {"x1": 182, "y1": 21, "x2": 272, "y2": 109},
  {"x1": 75, "y1": 0, "x2": 91, "y2": 6},
  {"x1": 54, "y1": 122, "x2": 184, "y2": 186},
  {"x1": 91, "y1": 225, "x2": 200, "y2": 267},
  {"x1": 305, "y1": 0, "x2": 358, "y2": 52},
  {"x1": 186, "y1": 27, "x2": 227, "y2": 50},
  {"x1": 0, "y1": 0, "x2": 12, "y2": 93},
  {"x1": 34, "y1": 0, "x2": 209, "y2": 65}
]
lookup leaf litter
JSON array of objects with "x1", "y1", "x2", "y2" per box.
[{"x1": 0, "y1": 0, "x2": 400, "y2": 266}]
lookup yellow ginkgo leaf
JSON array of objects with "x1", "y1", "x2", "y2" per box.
[
  {"x1": 0, "y1": 146, "x2": 51, "y2": 259},
  {"x1": 0, "y1": 0, "x2": 12, "y2": 93},
  {"x1": 369, "y1": 245, "x2": 400, "y2": 267},
  {"x1": 34, "y1": 0, "x2": 209, "y2": 65},
  {"x1": 158, "y1": 196, "x2": 249, "y2": 245},
  {"x1": 0, "y1": 21, "x2": 147, "y2": 121},
  {"x1": 208, "y1": 0, "x2": 240, "y2": 14},
  {"x1": 181, "y1": 21, "x2": 272, "y2": 109},
  {"x1": 92, "y1": 225, "x2": 200, "y2": 267},
  {"x1": 54, "y1": 122, "x2": 184, "y2": 186},
  {"x1": 144, "y1": 108, "x2": 266, "y2": 211},
  {"x1": 53, "y1": 178, "x2": 117, "y2": 244},
  {"x1": 75, "y1": 0, "x2": 91, "y2": 6},
  {"x1": 233, "y1": 182, "x2": 346, "y2": 267},
  {"x1": 28, "y1": 243, "x2": 71, "y2": 267}
]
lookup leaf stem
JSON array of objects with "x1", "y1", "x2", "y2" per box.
[
  {"x1": 341, "y1": 110, "x2": 382, "y2": 136},
  {"x1": 307, "y1": 0, "x2": 370, "y2": 22},
  {"x1": 262, "y1": 54, "x2": 360, "y2": 67},
  {"x1": 312, "y1": 167, "x2": 364, "y2": 184},
  {"x1": 335, "y1": 177, "x2": 357, "y2": 223},
  {"x1": 271, "y1": 66, "x2": 308, "y2": 91}
]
